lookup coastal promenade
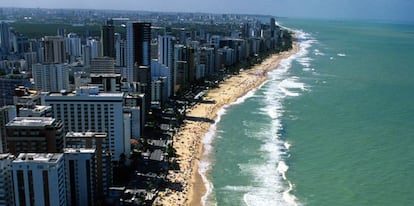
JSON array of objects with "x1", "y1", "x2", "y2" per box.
[{"x1": 154, "y1": 42, "x2": 299, "y2": 206}]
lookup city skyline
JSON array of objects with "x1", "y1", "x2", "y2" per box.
[{"x1": 1, "y1": 0, "x2": 413, "y2": 22}]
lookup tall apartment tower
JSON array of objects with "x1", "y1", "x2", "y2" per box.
[
  {"x1": 270, "y1": 17, "x2": 276, "y2": 38},
  {"x1": 5, "y1": 117, "x2": 65, "y2": 155},
  {"x1": 64, "y1": 148, "x2": 96, "y2": 206},
  {"x1": 65, "y1": 132, "x2": 112, "y2": 196},
  {"x1": 65, "y1": 33, "x2": 82, "y2": 63},
  {"x1": 126, "y1": 22, "x2": 152, "y2": 113},
  {"x1": 158, "y1": 35, "x2": 174, "y2": 69},
  {"x1": 0, "y1": 106, "x2": 16, "y2": 153},
  {"x1": 32, "y1": 63, "x2": 70, "y2": 92},
  {"x1": 12, "y1": 153, "x2": 66, "y2": 206},
  {"x1": 126, "y1": 22, "x2": 151, "y2": 82},
  {"x1": 158, "y1": 35, "x2": 174, "y2": 97},
  {"x1": 0, "y1": 154, "x2": 15, "y2": 206},
  {"x1": 44, "y1": 36, "x2": 66, "y2": 64},
  {"x1": 44, "y1": 87, "x2": 126, "y2": 162},
  {"x1": 0, "y1": 22, "x2": 10, "y2": 54},
  {"x1": 115, "y1": 33, "x2": 126, "y2": 67},
  {"x1": 101, "y1": 19, "x2": 116, "y2": 58}
]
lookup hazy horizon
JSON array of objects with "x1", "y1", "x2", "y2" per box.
[{"x1": 1, "y1": 0, "x2": 414, "y2": 22}]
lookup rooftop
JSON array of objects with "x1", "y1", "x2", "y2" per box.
[
  {"x1": 0, "y1": 153, "x2": 15, "y2": 161},
  {"x1": 6, "y1": 117, "x2": 55, "y2": 127},
  {"x1": 66, "y1": 131, "x2": 108, "y2": 139},
  {"x1": 14, "y1": 153, "x2": 63, "y2": 163},
  {"x1": 64, "y1": 148, "x2": 96, "y2": 154}
]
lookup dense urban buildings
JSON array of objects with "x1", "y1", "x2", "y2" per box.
[{"x1": 0, "y1": 7, "x2": 293, "y2": 205}]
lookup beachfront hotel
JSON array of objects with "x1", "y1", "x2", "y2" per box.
[{"x1": 44, "y1": 87, "x2": 128, "y2": 163}]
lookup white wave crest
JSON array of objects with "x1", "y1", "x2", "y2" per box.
[{"x1": 201, "y1": 29, "x2": 313, "y2": 206}]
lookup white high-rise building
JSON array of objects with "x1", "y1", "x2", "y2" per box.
[
  {"x1": 0, "y1": 154, "x2": 15, "y2": 206},
  {"x1": 87, "y1": 38, "x2": 102, "y2": 59},
  {"x1": 158, "y1": 35, "x2": 174, "y2": 69},
  {"x1": 32, "y1": 63, "x2": 70, "y2": 92},
  {"x1": 151, "y1": 59, "x2": 171, "y2": 97},
  {"x1": 115, "y1": 33, "x2": 126, "y2": 67},
  {"x1": 44, "y1": 86, "x2": 127, "y2": 162},
  {"x1": 64, "y1": 148, "x2": 96, "y2": 206},
  {"x1": 12, "y1": 153, "x2": 66, "y2": 206},
  {"x1": 65, "y1": 33, "x2": 82, "y2": 63}
]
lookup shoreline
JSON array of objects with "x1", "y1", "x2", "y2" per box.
[{"x1": 154, "y1": 41, "x2": 299, "y2": 206}]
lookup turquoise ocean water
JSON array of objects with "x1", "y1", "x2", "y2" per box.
[{"x1": 198, "y1": 19, "x2": 414, "y2": 206}]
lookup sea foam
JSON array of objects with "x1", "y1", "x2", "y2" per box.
[
  {"x1": 200, "y1": 29, "x2": 313, "y2": 206},
  {"x1": 199, "y1": 86, "x2": 258, "y2": 206}
]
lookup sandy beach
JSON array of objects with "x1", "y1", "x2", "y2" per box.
[{"x1": 154, "y1": 42, "x2": 299, "y2": 206}]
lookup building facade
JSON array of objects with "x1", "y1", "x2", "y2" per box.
[
  {"x1": 64, "y1": 148, "x2": 96, "y2": 206},
  {"x1": 12, "y1": 153, "x2": 67, "y2": 206},
  {"x1": 0, "y1": 106, "x2": 16, "y2": 153},
  {"x1": 65, "y1": 132, "x2": 112, "y2": 196},
  {"x1": 0, "y1": 154, "x2": 15, "y2": 206},
  {"x1": 32, "y1": 63, "x2": 70, "y2": 92},
  {"x1": 5, "y1": 117, "x2": 65, "y2": 155},
  {"x1": 44, "y1": 87, "x2": 126, "y2": 162},
  {"x1": 43, "y1": 36, "x2": 66, "y2": 64}
]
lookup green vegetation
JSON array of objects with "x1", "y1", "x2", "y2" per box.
[{"x1": 10, "y1": 23, "x2": 101, "y2": 38}]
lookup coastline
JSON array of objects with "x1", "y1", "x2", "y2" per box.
[{"x1": 154, "y1": 41, "x2": 299, "y2": 206}]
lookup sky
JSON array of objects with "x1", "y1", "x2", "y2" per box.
[{"x1": 2, "y1": 0, "x2": 414, "y2": 22}]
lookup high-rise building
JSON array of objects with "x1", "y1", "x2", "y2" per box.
[
  {"x1": 82, "y1": 45, "x2": 92, "y2": 67},
  {"x1": 158, "y1": 35, "x2": 174, "y2": 97},
  {"x1": 87, "y1": 38, "x2": 102, "y2": 59},
  {"x1": 64, "y1": 148, "x2": 96, "y2": 206},
  {"x1": 0, "y1": 22, "x2": 10, "y2": 54},
  {"x1": 44, "y1": 87, "x2": 127, "y2": 162},
  {"x1": 32, "y1": 63, "x2": 70, "y2": 92},
  {"x1": 13, "y1": 86, "x2": 51, "y2": 118},
  {"x1": 5, "y1": 117, "x2": 65, "y2": 155},
  {"x1": 0, "y1": 154, "x2": 15, "y2": 206},
  {"x1": 270, "y1": 17, "x2": 276, "y2": 37},
  {"x1": 126, "y1": 22, "x2": 151, "y2": 85},
  {"x1": 12, "y1": 153, "x2": 66, "y2": 206},
  {"x1": 0, "y1": 77, "x2": 31, "y2": 107},
  {"x1": 65, "y1": 132, "x2": 112, "y2": 196},
  {"x1": 101, "y1": 20, "x2": 115, "y2": 58},
  {"x1": 115, "y1": 33, "x2": 126, "y2": 67},
  {"x1": 151, "y1": 59, "x2": 170, "y2": 98},
  {"x1": 44, "y1": 36, "x2": 66, "y2": 64},
  {"x1": 90, "y1": 57, "x2": 115, "y2": 74},
  {"x1": 158, "y1": 35, "x2": 174, "y2": 69},
  {"x1": 0, "y1": 106, "x2": 16, "y2": 153},
  {"x1": 65, "y1": 33, "x2": 82, "y2": 63},
  {"x1": 90, "y1": 73, "x2": 122, "y2": 93}
]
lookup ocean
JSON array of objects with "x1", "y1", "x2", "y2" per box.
[{"x1": 199, "y1": 18, "x2": 414, "y2": 206}]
